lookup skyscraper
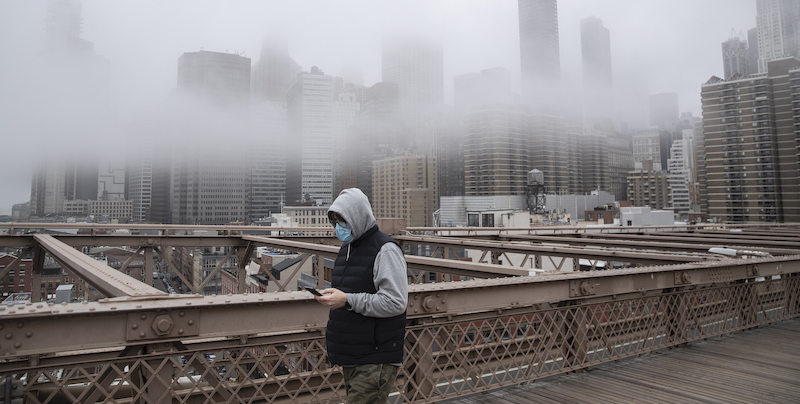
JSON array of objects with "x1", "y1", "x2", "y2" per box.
[
  {"x1": 250, "y1": 37, "x2": 302, "y2": 104},
  {"x1": 382, "y1": 34, "x2": 444, "y2": 144},
  {"x1": 518, "y1": 0, "x2": 561, "y2": 110},
  {"x1": 748, "y1": 27, "x2": 760, "y2": 75},
  {"x1": 372, "y1": 154, "x2": 438, "y2": 227},
  {"x1": 722, "y1": 30, "x2": 750, "y2": 79},
  {"x1": 177, "y1": 50, "x2": 251, "y2": 107},
  {"x1": 286, "y1": 66, "x2": 334, "y2": 204},
  {"x1": 756, "y1": 0, "x2": 800, "y2": 73},
  {"x1": 581, "y1": 16, "x2": 613, "y2": 126}
]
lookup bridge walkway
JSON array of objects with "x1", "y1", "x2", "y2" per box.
[{"x1": 445, "y1": 318, "x2": 800, "y2": 404}]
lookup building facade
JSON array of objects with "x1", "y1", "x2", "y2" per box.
[
  {"x1": 722, "y1": 31, "x2": 751, "y2": 79},
  {"x1": 701, "y1": 57, "x2": 800, "y2": 223},
  {"x1": 177, "y1": 50, "x2": 251, "y2": 107},
  {"x1": 756, "y1": 0, "x2": 800, "y2": 73},
  {"x1": 627, "y1": 160, "x2": 672, "y2": 210},
  {"x1": 372, "y1": 154, "x2": 438, "y2": 227},
  {"x1": 286, "y1": 67, "x2": 334, "y2": 205},
  {"x1": 518, "y1": 0, "x2": 561, "y2": 110},
  {"x1": 580, "y1": 16, "x2": 613, "y2": 126}
]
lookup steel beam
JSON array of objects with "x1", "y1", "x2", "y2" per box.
[
  {"x1": 583, "y1": 232, "x2": 800, "y2": 249},
  {"x1": 242, "y1": 235, "x2": 531, "y2": 278},
  {"x1": 33, "y1": 234, "x2": 165, "y2": 298},
  {"x1": 394, "y1": 235, "x2": 717, "y2": 264}
]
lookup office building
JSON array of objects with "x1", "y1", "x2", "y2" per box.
[
  {"x1": 98, "y1": 157, "x2": 125, "y2": 200},
  {"x1": 530, "y1": 114, "x2": 570, "y2": 194},
  {"x1": 464, "y1": 105, "x2": 530, "y2": 196},
  {"x1": 518, "y1": 0, "x2": 561, "y2": 110},
  {"x1": 608, "y1": 133, "x2": 635, "y2": 201},
  {"x1": 177, "y1": 50, "x2": 251, "y2": 107},
  {"x1": 755, "y1": 0, "x2": 800, "y2": 73},
  {"x1": 251, "y1": 37, "x2": 302, "y2": 104},
  {"x1": 627, "y1": 160, "x2": 672, "y2": 210},
  {"x1": 382, "y1": 34, "x2": 444, "y2": 134},
  {"x1": 247, "y1": 102, "x2": 288, "y2": 220},
  {"x1": 453, "y1": 67, "x2": 512, "y2": 115},
  {"x1": 722, "y1": 30, "x2": 751, "y2": 79},
  {"x1": 748, "y1": 27, "x2": 760, "y2": 75},
  {"x1": 580, "y1": 129, "x2": 610, "y2": 194},
  {"x1": 29, "y1": 158, "x2": 98, "y2": 217},
  {"x1": 564, "y1": 124, "x2": 583, "y2": 195},
  {"x1": 581, "y1": 16, "x2": 614, "y2": 126},
  {"x1": 286, "y1": 67, "x2": 334, "y2": 204},
  {"x1": 632, "y1": 128, "x2": 662, "y2": 171},
  {"x1": 667, "y1": 138, "x2": 693, "y2": 219},
  {"x1": 701, "y1": 57, "x2": 800, "y2": 223},
  {"x1": 372, "y1": 154, "x2": 438, "y2": 227}
]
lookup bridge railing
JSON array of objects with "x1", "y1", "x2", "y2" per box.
[{"x1": 0, "y1": 251, "x2": 797, "y2": 403}]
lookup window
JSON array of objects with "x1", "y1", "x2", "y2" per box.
[
  {"x1": 468, "y1": 214, "x2": 479, "y2": 227},
  {"x1": 482, "y1": 214, "x2": 494, "y2": 227}
]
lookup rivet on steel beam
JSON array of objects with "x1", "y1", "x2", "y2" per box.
[
  {"x1": 16, "y1": 323, "x2": 23, "y2": 329},
  {"x1": 178, "y1": 329, "x2": 184, "y2": 335},
  {"x1": 139, "y1": 332, "x2": 146, "y2": 338},
  {"x1": 14, "y1": 343, "x2": 21, "y2": 349},
  {"x1": 179, "y1": 311, "x2": 185, "y2": 317},
  {"x1": 188, "y1": 320, "x2": 194, "y2": 325},
  {"x1": 140, "y1": 314, "x2": 147, "y2": 320},
  {"x1": 5, "y1": 334, "x2": 12, "y2": 339},
  {"x1": 25, "y1": 332, "x2": 31, "y2": 338},
  {"x1": 132, "y1": 324, "x2": 138, "y2": 330}
]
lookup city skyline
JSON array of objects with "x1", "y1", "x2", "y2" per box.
[{"x1": 0, "y1": 0, "x2": 757, "y2": 215}]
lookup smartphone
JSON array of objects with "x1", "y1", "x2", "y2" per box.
[{"x1": 305, "y1": 287, "x2": 323, "y2": 296}]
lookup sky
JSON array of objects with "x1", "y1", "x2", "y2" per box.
[{"x1": 0, "y1": 0, "x2": 757, "y2": 215}]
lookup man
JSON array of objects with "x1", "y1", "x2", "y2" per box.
[{"x1": 313, "y1": 188, "x2": 408, "y2": 404}]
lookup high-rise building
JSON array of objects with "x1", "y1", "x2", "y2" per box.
[
  {"x1": 608, "y1": 133, "x2": 634, "y2": 201},
  {"x1": 125, "y1": 153, "x2": 152, "y2": 222},
  {"x1": 632, "y1": 128, "x2": 662, "y2": 172},
  {"x1": 453, "y1": 67, "x2": 512, "y2": 115},
  {"x1": 648, "y1": 93, "x2": 679, "y2": 130},
  {"x1": 434, "y1": 122, "x2": 466, "y2": 197},
  {"x1": 518, "y1": 0, "x2": 561, "y2": 110},
  {"x1": 701, "y1": 57, "x2": 800, "y2": 223},
  {"x1": 627, "y1": 160, "x2": 672, "y2": 210},
  {"x1": 564, "y1": 124, "x2": 584, "y2": 194},
  {"x1": 580, "y1": 128, "x2": 611, "y2": 194},
  {"x1": 748, "y1": 27, "x2": 760, "y2": 75},
  {"x1": 464, "y1": 105, "x2": 530, "y2": 196},
  {"x1": 250, "y1": 37, "x2": 302, "y2": 104},
  {"x1": 247, "y1": 102, "x2": 288, "y2": 221},
  {"x1": 98, "y1": 156, "x2": 125, "y2": 200},
  {"x1": 722, "y1": 30, "x2": 751, "y2": 79},
  {"x1": 177, "y1": 50, "x2": 251, "y2": 107},
  {"x1": 531, "y1": 114, "x2": 570, "y2": 194},
  {"x1": 29, "y1": 158, "x2": 98, "y2": 217},
  {"x1": 581, "y1": 16, "x2": 613, "y2": 126},
  {"x1": 382, "y1": 34, "x2": 444, "y2": 136},
  {"x1": 372, "y1": 154, "x2": 438, "y2": 227},
  {"x1": 667, "y1": 138, "x2": 693, "y2": 219},
  {"x1": 286, "y1": 66, "x2": 334, "y2": 204},
  {"x1": 756, "y1": 0, "x2": 800, "y2": 73}
]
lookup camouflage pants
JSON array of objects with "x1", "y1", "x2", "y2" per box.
[{"x1": 342, "y1": 363, "x2": 399, "y2": 404}]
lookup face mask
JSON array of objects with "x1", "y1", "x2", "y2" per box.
[{"x1": 335, "y1": 223, "x2": 354, "y2": 243}]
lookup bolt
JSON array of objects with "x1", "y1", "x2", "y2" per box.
[
  {"x1": 4, "y1": 333, "x2": 11, "y2": 340},
  {"x1": 139, "y1": 332, "x2": 146, "y2": 338},
  {"x1": 157, "y1": 319, "x2": 171, "y2": 332},
  {"x1": 141, "y1": 314, "x2": 147, "y2": 320},
  {"x1": 16, "y1": 323, "x2": 23, "y2": 329},
  {"x1": 25, "y1": 332, "x2": 32, "y2": 338},
  {"x1": 132, "y1": 324, "x2": 138, "y2": 330},
  {"x1": 179, "y1": 311, "x2": 185, "y2": 317},
  {"x1": 188, "y1": 320, "x2": 194, "y2": 325},
  {"x1": 14, "y1": 342, "x2": 21, "y2": 349}
]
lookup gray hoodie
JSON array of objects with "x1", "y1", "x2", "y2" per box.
[{"x1": 327, "y1": 188, "x2": 408, "y2": 318}]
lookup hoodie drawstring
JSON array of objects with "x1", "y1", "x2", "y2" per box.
[{"x1": 346, "y1": 244, "x2": 350, "y2": 261}]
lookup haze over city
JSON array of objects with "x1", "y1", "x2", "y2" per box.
[{"x1": 0, "y1": 0, "x2": 757, "y2": 216}]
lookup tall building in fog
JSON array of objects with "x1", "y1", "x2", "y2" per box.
[
  {"x1": 98, "y1": 157, "x2": 125, "y2": 200},
  {"x1": 518, "y1": 0, "x2": 561, "y2": 110},
  {"x1": 382, "y1": 34, "x2": 444, "y2": 141},
  {"x1": 247, "y1": 103, "x2": 288, "y2": 220},
  {"x1": 756, "y1": 0, "x2": 800, "y2": 73},
  {"x1": 178, "y1": 50, "x2": 251, "y2": 107},
  {"x1": 701, "y1": 57, "x2": 800, "y2": 223},
  {"x1": 464, "y1": 105, "x2": 530, "y2": 196},
  {"x1": 722, "y1": 30, "x2": 751, "y2": 79},
  {"x1": 748, "y1": 27, "x2": 760, "y2": 75},
  {"x1": 453, "y1": 67, "x2": 511, "y2": 115},
  {"x1": 530, "y1": 114, "x2": 570, "y2": 194},
  {"x1": 580, "y1": 129, "x2": 611, "y2": 194},
  {"x1": 581, "y1": 16, "x2": 613, "y2": 126},
  {"x1": 286, "y1": 67, "x2": 334, "y2": 204},
  {"x1": 29, "y1": 158, "x2": 98, "y2": 217},
  {"x1": 251, "y1": 37, "x2": 302, "y2": 104},
  {"x1": 633, "y1": 128, "x2": 662, "y2": 172},
  {"x1": 648, "y1": 93, "x2": 679, "y2": 130}
]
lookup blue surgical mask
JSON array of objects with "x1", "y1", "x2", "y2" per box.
[{"x1": 335, "y1": 223, "x2": 354, "y2": 243}]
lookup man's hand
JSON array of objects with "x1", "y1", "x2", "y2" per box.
[{"x1": 314, "y1": 288, "x2": 348, "y2": 310}]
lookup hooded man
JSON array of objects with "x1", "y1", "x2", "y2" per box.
[{"x1": 313, "y1": 188, "x2": 408, "y2": 403}]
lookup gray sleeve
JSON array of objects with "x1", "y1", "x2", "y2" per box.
[{"x1": 347, "y1": 243, "x2": 408, "y2": 318}]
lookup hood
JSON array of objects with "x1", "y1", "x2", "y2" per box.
[{"x1": 327, "y1": 188, "x2": 376, "y2": 241}]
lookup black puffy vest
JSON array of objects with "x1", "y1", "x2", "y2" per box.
[{"x1": 326, "y1": 225, "x2": 406, "y2": 366}]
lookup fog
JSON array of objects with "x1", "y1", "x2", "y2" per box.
[{"x1": 0, "y1": 0, "x2": 756, "y2": 214}]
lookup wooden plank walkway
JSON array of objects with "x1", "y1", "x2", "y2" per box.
[{"x1": 444, "y1": 318, "x2": 800, "y2": 404}]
